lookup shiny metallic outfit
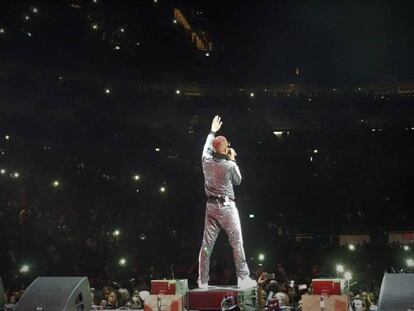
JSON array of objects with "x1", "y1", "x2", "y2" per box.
[{"x1": 198, "y1": 133, "x2": 250, "y2": 284}]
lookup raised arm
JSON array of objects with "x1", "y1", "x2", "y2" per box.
[{"x1": 202, "y1": 115, "x2": 222, "y2": 160}]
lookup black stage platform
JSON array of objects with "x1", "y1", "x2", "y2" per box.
[{"x1": 187, "y1": 285, "x2": 257, "y2": 310}]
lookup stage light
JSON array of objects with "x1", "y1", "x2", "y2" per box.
[
  {"x1": 155, "y1": 147, "x2": 160, "y2": 152},
  {"x1": 348, "y1": 244, "x2": 355, "y2": 251},
  {"x1": 91, "y1": 23, "x2": 98, "y2": 30},
  {"x1": 175, "y1": 89, "x2": 181, "y2": 95},
  {"x1": 160, "y1": 186, "x2": 166, "y2": 193},
  {"x1": 114, "y1": 46, "x2": 120, "y2": 50},
  {"x1": 313, "y1": 149, "x2": 318, "y2": 154},
  {"x1": 93, "y1": 0, "x2": 98, "y2": 3},
  {"x1": 273, "y1": 131, "x2": 283, "y2": 138},
  {"x1": 133, "y1": 175, "x2": 140, "y2": 181},
  {"x1": 19, "y1": 264, "x2": 30, "y2": 273},
  {"x1": 120, "y1": 28, "x2": 125, "y2": 33},
  {"x1": 139, "y1": 233, "x2": 146, "y2": 240},
  {"x1": 24, "y1": 15, "x2": 30, "y2": 21},
  {"x1": 404, "y1": 245, "x2": 410, "y2": 251},
  {"x1": 52, "y1": 180, "x2": 60, "y2": 187},
  {"x1": 308, "y1": 98, "x2": 312, "y2": 102},
  {"x1": 336, "y1": 264, "x2": 344, "y2": 274},
  {"x1": 309, "y1": 156, "x2": 313, "y2": 162},
  {"x1": 258, "y1": 254, "x2": 265, "y2": 261},
  {"x1": 407, "y1": 258, "x2": 414, "y2": 267},
  {"x1": 250, "y1": 92, "x2": 255, "y2": 97},
  {"x1": 105, "y1": 88, "x2": 111, "y2": 94},
  {"x1": 119, "y1": 258, "x2": 127, "y2": 266},
  {"x1": 32, "y1": 7, "x2": 38, "y2": 13},
  {"x1": 205, "y1": 52, "x2": 210, "y2": 57},
  {"x1": 27, "y1": 32, "x2": 32, "y2": 37},
  {"x1": 12, "y1": 172, "x2": 19, "y2": 178},
  {"x1": 249, "y1": 214, "x2": 255, "y2": 219},
  {"x1": 136, "y1": 42, "x2": 141, "y2": 46},
  {"x1": 0, "y1": 28, "x2": 5, "y2": 34},
  {"x1": 112, "y1": 229, "x2": 120, "y2": 237},
  {"x1": 344, "y1": 271, "x2": 352, "y2": 281},
  {"x1": 153, "y1": 0, "x2": 158, "y2": 3},
  {"x1": 5, "y1": 135, "x2": 10, "y2": 140},
  {"x1": 58, "y1": 76, "x2": 63, "y2": 80},
  {"x1": 173, "y1": 19, "x2": 177, "y2": 24},
  {"x1": 0, "y1": 169, "x2": 6, "y2": 174}
]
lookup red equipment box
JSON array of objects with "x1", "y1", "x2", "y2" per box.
[
  {"x1": 302, "y1": 295, "x2": 348, "y2": 311},
  {"x1": 312, "y1": 278, "x2": 343, "y2": 295},
  {"x1": 151, "y1": 279, "x2": 188, "y2": 296},
  {"x1": 144, "y1": 295, "x2": 183, "y2": 311},
  {"x1": 151, "y1": 280, "x2": 176, "y2": 295}
]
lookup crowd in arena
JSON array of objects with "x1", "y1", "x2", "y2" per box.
[
  {"x1": 1, "y1": 0, "x2": 414, "y2": 310},
  {"x1": 1, "y1": 68, "x2": 413, "y2": 310}
]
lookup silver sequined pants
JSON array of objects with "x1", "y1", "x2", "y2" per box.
[{"x1": 198, "y1": 200, "x2": 250, "y2": 283}]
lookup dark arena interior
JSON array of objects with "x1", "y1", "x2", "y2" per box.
[{"x1": 0, "y1": 0, "x2": 414, "y2": 310}]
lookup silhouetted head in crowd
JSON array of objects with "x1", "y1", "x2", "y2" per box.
[
  {"x1": 107, "y1": 290, "x2": 119, "y2": 308},
  {"x1": 102, "y1": 286, "x2": 113, "y2": 301},
  {"x1": 118, "y1": 288, "x2": 130, "y2": 307},
  {"x1": 91, "y1": 289, "x2": 103, "y2": 306}
]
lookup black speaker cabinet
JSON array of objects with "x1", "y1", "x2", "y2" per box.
[
  {"x1": 15, "y1": 276, "x2": 92, "y2": 311},
  {"x1": 378, "y1": 273, "x2": 414, "y2": 311},
  {"x1": 0, "y1": 277, "x2": 5, "y2": 307}
]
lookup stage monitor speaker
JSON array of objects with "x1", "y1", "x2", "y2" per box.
[
  {"x1": 0, "y1": 277, "x2": 5, "y2": 307},
  {"x1": 15, "y1": 276, "x2": 92, "y2": 311},
  {"x1": 378, "y1": 273, "x2": 414, "y2": 311}
]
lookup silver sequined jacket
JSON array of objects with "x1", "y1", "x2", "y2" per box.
[{"x1": 201, "y1": 132, "x2": 242, "y2": 200}]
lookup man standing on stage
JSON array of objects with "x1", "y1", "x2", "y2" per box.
[{"x1": 198, "y1": 115, "x2": 257, "y2": 289}]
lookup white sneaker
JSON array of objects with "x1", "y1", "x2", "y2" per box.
[
  {"x1": 237, "y1": 276, "x2": 257, "y2": 289},
  {"x1": 197, "y1": 280, "x2": 209, "y2": 289}
]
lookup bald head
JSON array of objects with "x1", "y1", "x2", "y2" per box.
[{"x1": 212, "y1": 136, "x2": 229, "y2": 155}]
